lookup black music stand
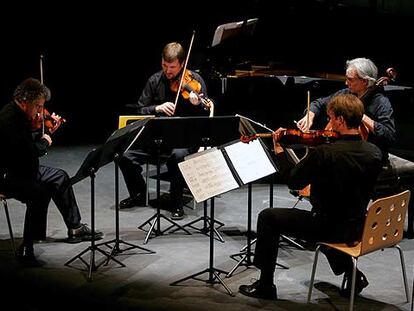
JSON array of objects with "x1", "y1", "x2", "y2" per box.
[
  {"x1": 99, "y1": 120, "x2": 156, "y2": 258},
  {"x1": 171, "y1": 136, "x2": 276, "y2": 295},
  {"x1": 169, "y1": 139, "x2": 225, "y2": 243},
  {"x1": 170, "y1": 197, "x2": 234, "y2": 296},
  {"x1": 136, "y1": 116, "x2": 240, "y2": 244},
  {"x1": 64, "y1": 147, "x2": 124, "y2": 281},
  {"x1": 65, "y1": 119, "x2": 154, "y2": 280},
  {"x1": 225, "y1": 116, "x2": 291, "y2": 277}
]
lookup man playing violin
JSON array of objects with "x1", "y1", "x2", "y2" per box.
[
  {"x1": 119, "y1": 42, "x2": 210, "y2": 220},
  {"x1": 297, "y1": 57, "x2": 396, "y2": 164},
  {"x1": 0, "y1": 78, "x2": 103, "y2": 267},
  {"x1": 239, "y1": 93, "x2": 383, "y2": 300}
]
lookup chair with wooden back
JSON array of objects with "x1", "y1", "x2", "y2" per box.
[{"x1": 307, "y1": 190, "x2": 411, "y2": 311}]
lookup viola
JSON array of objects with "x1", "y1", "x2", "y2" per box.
[
  {"x1": 170, "y1": 69, "x2": 212, "y2": 109},
  {"x1": 241, "y1": 129, "x2": 339, "y2": 147},
  {"x1": 31, "y1": 108, "x2": 66, "y2": 133}
]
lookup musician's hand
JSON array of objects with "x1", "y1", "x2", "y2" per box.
[
  {"x1": 156, "y1": 102, "x2": 175, "y2": 116},
  {"x1": 297, "y1": 111, "x2": 315, "y2": 132},
  {"x1": 272, "y1": 127, "x2": 286, "y2": 154},
  {"x1": 48, "y1": 113, "x2": 63, "y2": 134},
  {"x1": 42, "y1": 133, "x2": 52, "y2": 146},
  {"x1": 361, "y1": 114, "x2": 375, "y2": 133},
  {"x1": 189, "y1": 91, "x2": 200, "y2": 106}
]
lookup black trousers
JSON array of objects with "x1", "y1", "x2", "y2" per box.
[
  {"x1": 253, "y1": 208, "x2": 354, "y2": 280},
  {"x1": 119, "y1": 147, "x2": 198, "y2": 210},
  {"x1": 4, "y1": 165, "x2": 81, "y2": 245}
]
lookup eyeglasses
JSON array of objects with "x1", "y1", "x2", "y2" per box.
[{"x1": 346, "y1": 76, "x2": 362, "y2": 82}]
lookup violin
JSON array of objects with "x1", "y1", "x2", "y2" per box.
[
  {"x1": 241, "y1": 128, "x2": 339, "y2": 147},
  {"x1": 31, "y1": 108, "x2": 66, "y2": 133},
  {"x1": 170, "y1": 69, "x2": 212, "y2": 109}
]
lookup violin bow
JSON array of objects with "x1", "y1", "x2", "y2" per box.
[
  {"x1": 173, "y1": 31, "x2": 195, "y2": 113},
  {"x1": 306, "y1": 90, "x2": 310, "y2": 132},
  {"x1": 40, "y1": 54, "x2": 45, "y2": 135}
]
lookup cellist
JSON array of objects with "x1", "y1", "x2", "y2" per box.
[{"x1": 297, "y1": 57, "x2": 396, "y2": 165}]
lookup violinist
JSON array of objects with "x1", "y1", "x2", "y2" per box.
[
  {"x1": 120, "y1": 42, "x2": 210, "y2": 220},
  {"x1": 0, "y1": 78, "x2": 102, "y2": 267},
  {"x1": 239, "y1": 94, "x2": 383, "y2": 300},
  {"x1": 297, "y1": 57, "x2": 396, "y2": 164}
]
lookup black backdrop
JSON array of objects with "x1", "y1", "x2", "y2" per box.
[{"x1": 1, "y1": 1, "x2": 413, "y2": 146}]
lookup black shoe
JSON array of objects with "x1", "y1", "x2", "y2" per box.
[
  {"x1": 120, "y1": 193, "x2": 146, "y2": 209},
  {"x1": 171, "y1": 208, "x2": 185, "y2": 220},
  {"x1": 17, "y1": 244, "x2": 44, "y2": 267},
  {"x1": 67, "y1": 223, "x2": 103, "y2": 244},
  {"x1": 340, "y1": 269, "x2": 369, "y2": 298},
  {"x1": 239, "y1": 280, "x2": 277, "y2": 300}
]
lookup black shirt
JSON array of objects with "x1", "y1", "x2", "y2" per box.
[
  {"x1": 126, "y1": 69, "x2": 209, "y2": 117},
  {"x1": 278, "y1": 135, "x2": 383, "y2": 240},
  {"x1": 0, "y1": 102, "x2": 49, "y2": 183},
  {"x1": 310, "y1": 88, "x2": 396, "y2": 163}
]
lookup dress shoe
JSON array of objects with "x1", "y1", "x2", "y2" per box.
[
  {"x1": 239, "y1": 280, "x2": 277, "y2": 300},
  {"x1": 120, "y1": 193, "x2": 146, "y2": 209},
  {"x1": 17, "y1": 244, "x2": 44, "y2": 267},
  {"x1": 67, "y1": 223, "x2": 103, "y2": 244},
  {"x1": 171, "y1": 208, "x2": 185, "y2": 220},
  {"x1": 340, "y1": 269, "x2": 369, "y2": 298}
]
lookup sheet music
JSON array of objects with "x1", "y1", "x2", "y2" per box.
[
  {"x1": 179, "y1": 148, "x2": 239, "y2": 203},
  {"x1": 224, "y1": 140, "x2": 276, "y2": 185}
]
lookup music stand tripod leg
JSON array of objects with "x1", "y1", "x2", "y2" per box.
[
  {"x1": 64, "y1": 170, "x2": 124, "y2": 281},
  {"x1": 170, "y1": 197, "x2": 234, "y2": 296},
  {"x1": 227, "y1": 183, "x2": 255, "y2": 277},
  {"x1": 99, "y1": 156, "x2": 155, "y2": 261},
  {"x1": 170, "y1": 200, "x2": 225, "y2": 242},
  {"x1": 137, "y1": 140, "x2": 191, "y2": 243}
]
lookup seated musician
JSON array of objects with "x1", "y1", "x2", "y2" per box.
[
  {"x1": 297, "y1": 57, "x2": 396, "y2": 165},
  {"x1": 296, "y1": 57, "x2": 414, "y2": 238},
  {"x1": 0, "y1": 78, "x2": 103, "y2": 267},
  {"x1": 238, "y1": 93, "x2": 383, "y2": 300},
  {"x1": 118, "y1": 42, "x2": 211, "y2": 220}
]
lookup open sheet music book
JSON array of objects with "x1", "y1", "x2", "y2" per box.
[{"x1": 179, "y1": 139, "x2": 277, "y2": 203}]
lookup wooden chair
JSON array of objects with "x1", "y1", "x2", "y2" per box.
[
  {"x1": 0, "y1": 193, "x2": 17, "y2": 256},
  {"x1": 307, "y1": 190, "x2": 411, "y2": 311}
]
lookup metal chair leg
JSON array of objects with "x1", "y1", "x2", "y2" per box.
[{"x1": 1, "y1": 197, "x2": 17, "y2": 257}]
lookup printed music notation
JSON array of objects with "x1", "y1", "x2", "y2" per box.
[
  {"x1": 223, "y1": 140, "x2": 276, "y2": 185},
  {"x1": 178, "y1": 148, "x2": 239, "y2": 203},
  {"x1": 178, "y1": 140, "x2": 277, "y2": 203}
]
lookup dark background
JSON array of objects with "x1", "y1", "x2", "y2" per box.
[{"x1": 1, "y1": 0, "x2": 413, "y2": 155}]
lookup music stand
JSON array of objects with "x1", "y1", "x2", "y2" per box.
[
  {"x1": 65, "y1": 119, "x2": 154, "y2": 280},
  {"x1": 136, "y1": 116, "x2": 240, "y2": 244},
  {"x1": 226, "y1": 115, "x2": 290, "y2": 278},
  {"x1": 168, "y1": 139, "x2": 225, "y2": 243},
  {"x1": 208, "y1": 18, "x2": 258, "y2": 76},
  {"x1": 211, "y1": 18, "x2": 258, "y2": 48},
  {"x1": 172, "y1": 135, "x2": 276, "y2": 295},
  {"x1": 64, "y1": 147, "x2": 124, "y2": 281},
  {"x1": 98, "y1": 119, "x2": 156, "y2": 256}
]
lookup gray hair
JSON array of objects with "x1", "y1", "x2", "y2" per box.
[
  {"x1": 13, "y1": 78, "x2": 51, "y2": 104},
  {"x1": 346, "y1": 57, "x2": 378, "y2": 87}
]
